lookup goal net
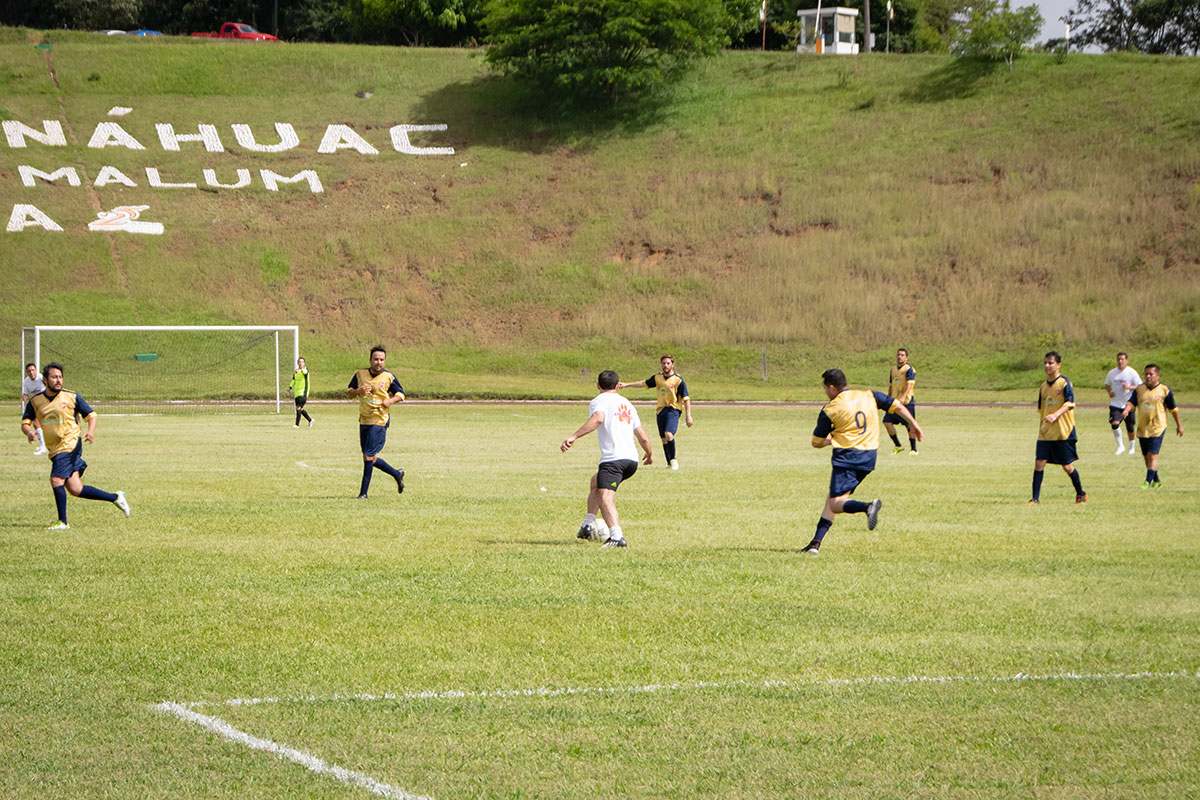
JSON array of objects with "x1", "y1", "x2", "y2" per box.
[{"x1": 21, "y1": 326, "x2": 299, "y2": 414}]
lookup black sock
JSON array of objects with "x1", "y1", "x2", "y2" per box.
[
  {"x1": 843, "y1": 500, "x2": 869, "y2": 514},
  {"x1": 301, "y1": 409, "x2": 312, "y2": 422},
  {"x1": 1146, "y1": 469, "x2": 1154, "y2": 483},
  {"x1": 889, "y1": 432, "x2": 901, "y2": 447},
  {"x1": 374, "y1": 457, "x2": 402, "y2": 482},
  {"x1": 909, "y1": 438, "x2": 917, "y2": 452},
  {"x1": 79, "y1": 485, "x2": 117, "y2": 503},
  {"x1": 1031, "y1": 471, "x2": 1044, "y2": 501},
  {"x1": 1152, "y1": 470, "x2": 1160, "y2": 483},
  {"x1": 360, "y1": 461, "x2": 374, "y2": 496},
  {"x1": 53, "y1": 485, "x2": 67, "y2": 523},
  {"x1": 295, "y1": 410, "x2": 302, "y2": 425},
  {"x1": 809, "y1": 516, "x2": 834, "y2": 548},
  {"x1": 1069, "y1": 469, "x2": 1084, "y2": 496}
]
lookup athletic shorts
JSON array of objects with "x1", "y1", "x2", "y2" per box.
[
  {"x1": 596, "y1": 459, "x2": 638, "y2": 491},
  {"x1": 1035, "y1": 439, "x2": 1078, "y2": 465},
  {"x1": 882, "y1": 401, "x2": 915, "y2": 426},
  {"x1": 294, "y1": 396, "x2": 308, "y2": 408},
  {"x1": 1108, "y1": 406, "x2": 1135, "y2": 429},
  {"x1": 656, "y1": 407, "x2": 681, "y2": 438},
  {"x1": 50, "y1": 440, "x2": 88, "y2": 480},
  {"x1": 1138, "y1": 434, "x2": 1164, "y2": 455},
  {"x1": 360, "y1": 422, "x2": 388, "y2": 457},
  {"x1": 829, "y1": 466, "x2": 872, "y2": 497}
]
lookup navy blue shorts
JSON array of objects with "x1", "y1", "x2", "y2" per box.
[
  {"x1": 882, "y1": 400, "x2": 915, "y2": 426},
  {"x1": 656, "y1": 407, "x2": 681, "y2": 438},
  {"x1": 1108, "y1": 406, "x2": 1134, "y2": 430},
  {"x1": 294, "y1": 396, "x2": 308, "y2": 408},
  {"x1": 1138, "y1": 434, "x2": 1164, "y2": 455},
  {"x1": 360, "y1": 423, "x2": 388, "y2": 457},
  {"x1": 829, "y1": 466, "x2": 871, "y2": 497},
  {"x1": 597, "y1": 459, "x2": 638, "y2": 492},
  {"x1": 1035, "y1": 439, "x2": 1078, "y2": 465},
  {"x1": 50, "y1": 440, "x2": 88, "y2": 480}
]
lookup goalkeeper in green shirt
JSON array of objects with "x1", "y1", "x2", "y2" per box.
[{"x1": 290, "y1": 357, "x2": 314, "y2": 428}]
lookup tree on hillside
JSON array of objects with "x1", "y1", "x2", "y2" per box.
[
  {"x1": 1065, "y1": 0, "x2": 1200, "y2": 54},
  {"x1": 952, "y1": 0, "x2": 1042, "y2": 67},
  {"x1": 482, "y1": 0, "x2": 732, "y2": 105},
  {"x1": 345, "y1": 0, "x2": 482, "y2": 44}
]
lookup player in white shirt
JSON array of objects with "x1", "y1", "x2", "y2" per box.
[
  {"x1": 21, "y1": 363, "x2": 47, "y2": 455},
  {"x1": 560, "y1": 370, "x2": 654, "y2": 548},
  {"x1": 1104, "y1": 352, "x2": 1142, "y2": 455}
]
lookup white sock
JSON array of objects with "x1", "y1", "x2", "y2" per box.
[
  {"x1": 1113, "y1": 428, "x2": 1123, "y2": 446},
  {"x1": 36, "y1": 428, "x2": 45, "y2": 447},
  {"x1": 608, "y1": 525, "x2": 624, "y2": 541},
  {"x1": 583, "y1": 513, "x2": 597, "y2": 525}
]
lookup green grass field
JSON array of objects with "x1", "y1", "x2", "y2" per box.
[{"x1": 2, "y1": 402, "x2": 1197, "y2": 798}]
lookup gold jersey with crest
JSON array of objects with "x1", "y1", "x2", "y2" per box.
[
  {"x1": 348, "y1": 369, "x2": 404, "y2": 426},
  {"x1": 22, "y1": 389, "x2": 96, "y2": 457},
  {"x1": 644, "y1": 372, "x2": 689, "y2": 412},
  {"x1": 1131, "y1": 383, "x2": 1176, "y2": 438},
  {"x1": 888, "y1": 363, "x2": 916, "y2": 403},
  {"x1": 1037, "y1": 375, "x2": 1077, "y2": 441},
  {"x1": 812, "y1": 389, "x2": 899, "y2": 470}
]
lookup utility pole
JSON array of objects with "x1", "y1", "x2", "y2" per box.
[
  {"x1": 863, "y1": 0, "x2": 872, "y2": 52},
  {"x1": 761, "y1": 0, "x2": 768, "y2": 50}
]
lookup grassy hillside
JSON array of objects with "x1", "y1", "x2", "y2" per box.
[{"x1": 2, "y1": 28, "x2": 1199, "y2": 398}]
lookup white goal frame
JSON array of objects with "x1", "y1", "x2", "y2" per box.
[{"x1": 21, "y1": 325, "x2": 300, "y2": 413}]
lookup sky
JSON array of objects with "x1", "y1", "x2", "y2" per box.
[{"x1": 1034, "y1": 0, "x2": 1075, "y2": 43}]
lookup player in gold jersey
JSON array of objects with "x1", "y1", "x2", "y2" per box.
[
  {"x1": 347, "y1": 345, "x2": 406, "y2": 499},
  {"x1": 1029, "y1": 351, "x2": 1087, "y2": 504},
  {"x1": 1122, "y1": 364, "x2": 1183, "y2": 488},
  {"x1": 883, "y1": 348, "x2": 918, "y2": 454}
]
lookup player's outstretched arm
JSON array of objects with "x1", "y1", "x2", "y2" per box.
[{"x1": 562, "y1": 411, "x2": 604, "y2": 452}]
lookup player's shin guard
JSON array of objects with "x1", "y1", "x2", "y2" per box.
[
  {"x1": 1069, "y1": 469, "x2": 1084, "y2": 496},
  {"x1": 1031, "y1": 470, "x2": 1044, "y2": 502},
  {"x1": 53, "y1": 484, "x2": 68, "y2": 523},
  {"x1": 79, "y1": 485, "x2": 117, "y2": 503},
  {"x1": 808, "y1": 516, "x2": 834, "y2": 548},
  {"x1": 360, "y1": 462, "x2": 374, "y2": 496},
  {"x1": 843, "y1": 500, "x2": 869, "y2": 514}
]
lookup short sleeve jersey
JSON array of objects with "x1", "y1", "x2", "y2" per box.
[
  {"x1": 22, "y1": 375, "x2": 44, "y2": 399},
  {"x1": 1131, "y1": 383, "x2": 1176, "y2": 438},
  {"x1": 644, "y1": 373, "x2": 688, "y2": 412},
  {"x1": 1038, "y1": 375, "x2": 1077, "y2": 441},
  {"x1": 289, "y1": 368, "x2": 310, "y2": 398},
  {"x1": 1104, "y1": 367, "x2": 1141, "y2": 409},
  {"x1": 348, "y1": 369, "x2": 404, "y2": 426},
  {"x1": 22, "y1": 389, "x2": 95, "y2": 457},
  {"x1": 812, "y1": 389, "x2": 898, "y2": 470},
  {"x1": 588, "y1": 392, "x2": 642, "y2": 463},
  {"x1": 888, "y1": 364, "x2": 916, "y2": 403}
]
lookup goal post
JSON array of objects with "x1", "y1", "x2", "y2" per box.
[{"x1": 21, "y1": 325, "x2": 300, "y2": 413}]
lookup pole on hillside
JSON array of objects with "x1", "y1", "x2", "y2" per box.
[
  {"x1": 886, "y1": 0, "x2": 892, "y2": 52},
  {"x1": 761, "y1": 0, "x2": 768, "y2": 50},
  {"x1": 863, "y1": 0, "x2": 872, "y2": 52},
  {"x1": 762, "y1": 347, "x2": 767, "y2": 381}
]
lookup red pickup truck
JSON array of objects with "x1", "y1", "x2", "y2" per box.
[{"x1": 192, "y1": 23, "x2": 279, "y2": 41}]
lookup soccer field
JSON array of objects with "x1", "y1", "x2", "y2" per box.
[{"x1": 2, "y1": 403, "x2": 1197, "y2": 799}]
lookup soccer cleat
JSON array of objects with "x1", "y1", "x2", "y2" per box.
[
  {"x1": 601, "y1": 537, "x2": 627, "y2": 548},
  {"x1": 1151, "y1": 480, "x2": 1162, "y2": 489},
  {"x1": 396, "y1": 468, "x2": 405, "y2": 494},
  {"x1": 33, "y1": 447, "x2": 47, "y2": 455},
  {"x1": 1140, "y1": 481, "x2": 1152, "y2": 490},
  {"x1": 670, "y1": 459, "x2": 679, "y2": 471},
  {"x1": 577, "y1": 522, "x2": 596, "y2": 540},
  {"x1": 909, "y1": 450, "x2": 919, "y2": 456},
  {"x1": 1025, "y1": 500, "x2": 1039, "y2": 505},
  {"x1": 355, "y1": 493, "x2": 369, "y2": 500},
  {"x1": 800, "y1": 542, "x2": 820, "y2": 556},
  {"x1": 866, "y1": 498, "x2": 882, "y2": 531},
  {"x1": 1076, "y1": 493, "x2": 1087, "y2": 504},
  {"x1": 892, "y1": 445, "x2": 904, "y2": 455},
  {"x1": 294, "y1": 423, "x2": 300, "y2": 428},
  {"x1": 47, "y1": 521, "x2": 70, "y2": 530},
  {"x1": 308, "y1": 418, "x2": 314, "y2": 427},
  {"x1": 1127, "y1": 445, "x2": 1137, "y2": 455},
  {"x1": 114, "y1": 491, "x2": 131, "y2": 518}
]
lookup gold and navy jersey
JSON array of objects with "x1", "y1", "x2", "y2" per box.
[
  {"x1": 22, "y1": 389, "x2": 95, "y2": 457},
  {"x1": 1131, "y1": 383, "x2": 1176, "y2": 438},
  {"x1": 812, "y1": 389, "x2": 898, "y2": 469},
  {"x1": 888, "y1": 363, "x2": 916, "y2": 403},
  {"x1": 644, "y1": 372, "x2": 689, "y2": 412},
  {"x1": 348, "y1": 369, "x2": 404, "y2": 426},
  {"x1": 1037, "y1": 375, "x2": 1077, "y2": 441},
  {"x1": 289, "y1": 368, "x2": 310, "y2": 398}
]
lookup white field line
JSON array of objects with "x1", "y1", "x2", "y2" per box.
[
  {"x1": 184, "y1": 668, "x2": 1198, "y2": 710},
  {"x1": 155, "y1": 669, "x2": 1197, "y2": 800},
  {"x1": 153, "y1": 701, "x2": 432, "y2": 800},
  {"x1": 296, "y1": 460, "x2": 352, "y2": 472}
]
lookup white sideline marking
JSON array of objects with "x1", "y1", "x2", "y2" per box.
[
  {"x1": 296, "y1": 461, "x2": 352, "y2": 472},
  {"x1": 156, "y1": 669, "x2": 1197, "y2": 799},
  {"x1": 153, "y1": 701, "x2": 432, "y2": 800}
]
